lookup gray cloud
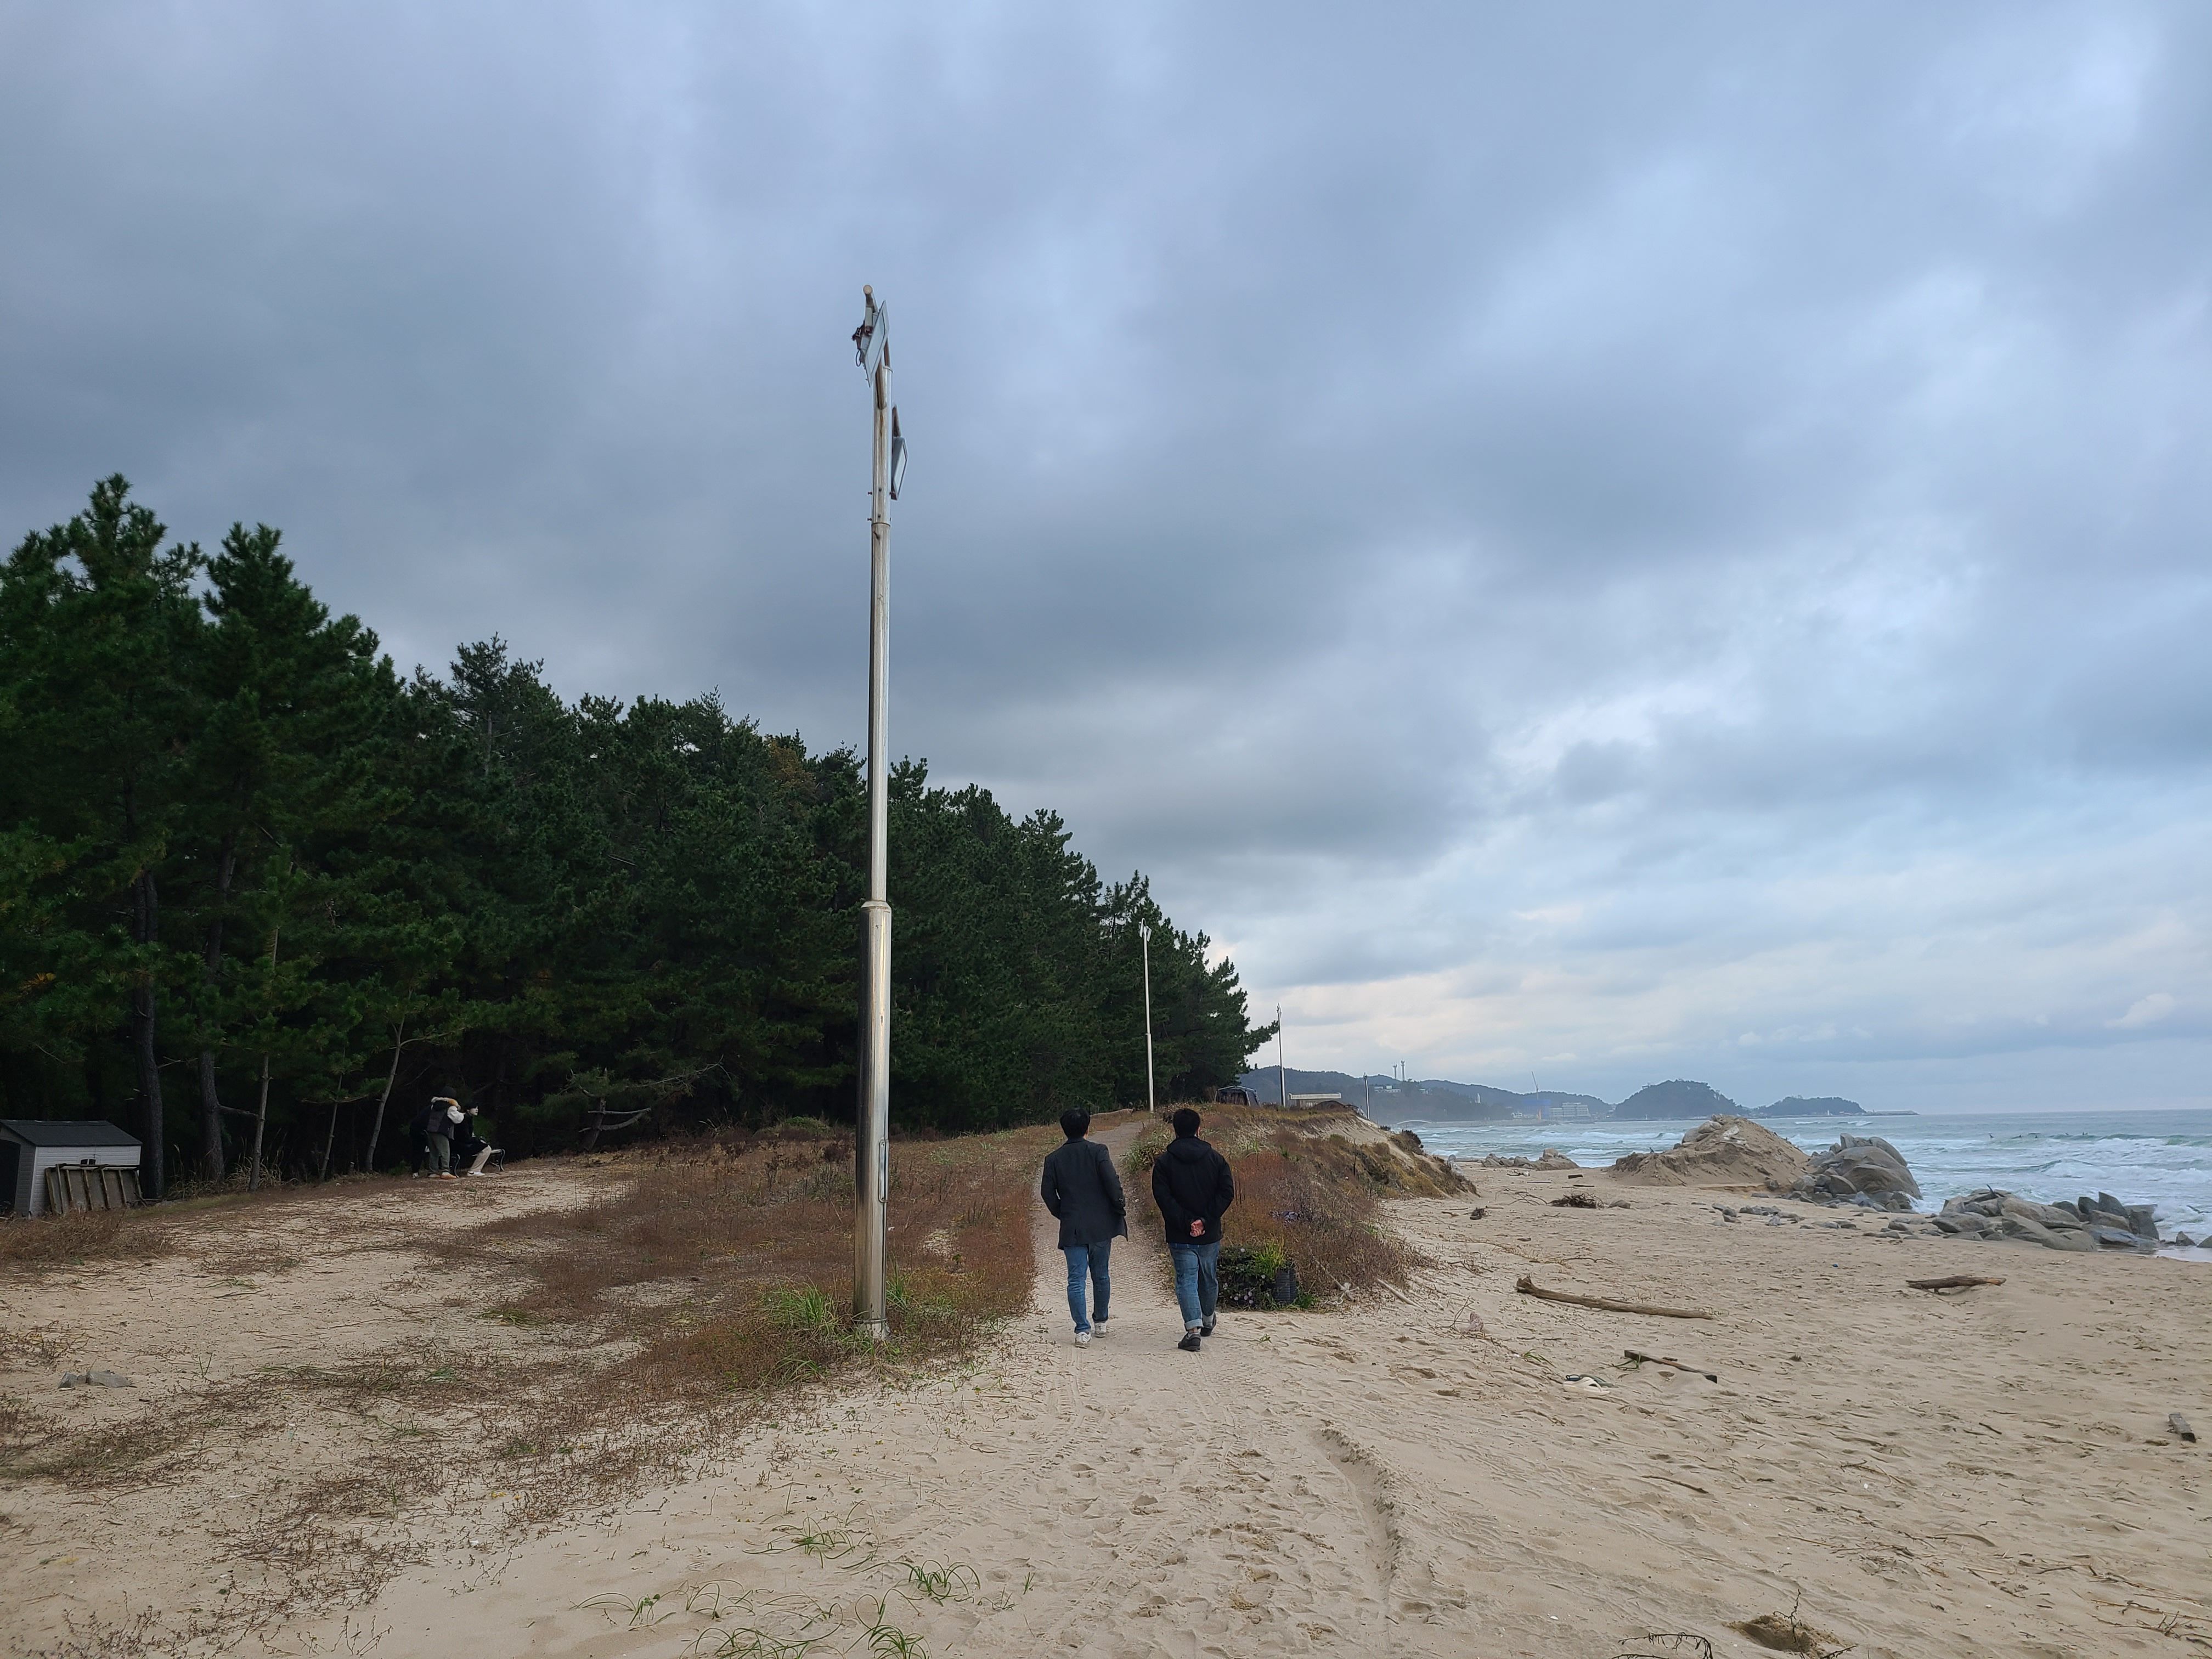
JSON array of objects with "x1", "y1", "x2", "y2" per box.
[{"x1": 4, "y1": 1, "x2": 2208, "y2": 1110}]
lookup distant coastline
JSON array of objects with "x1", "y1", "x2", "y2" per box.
[{"x1": 1237, "y1": 1068, "x2": 1899, "y2": 1123}]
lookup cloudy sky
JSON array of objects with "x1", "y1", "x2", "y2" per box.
[{"x1": 5, "y1": 3, "x2": 2208, "y2": 1111}]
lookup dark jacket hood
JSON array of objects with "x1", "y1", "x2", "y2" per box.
[{"x1": 1151, "y1": 1133, "x2": 1234, "y2": 1246}]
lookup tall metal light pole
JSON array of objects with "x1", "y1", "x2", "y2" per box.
[
  {"x1": 850, "y1": 285, "x2": 904, "y2": 1341},
  {"x1": 1277, "y1": 1005, "x2": 1287, "y2": 1110},
  {"x1": 1137, "y1": 922, "x2": 1156, "y2": 1114}
]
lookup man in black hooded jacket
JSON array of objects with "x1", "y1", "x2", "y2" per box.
[{"x1": 1150, "y1": 1107, "x2": 1235, "y2": 1351}]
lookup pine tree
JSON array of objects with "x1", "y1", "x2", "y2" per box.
[{"x1": 0, "y1": 478, "x2": 205, "y2": 1196}]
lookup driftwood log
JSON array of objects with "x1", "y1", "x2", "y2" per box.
[
  {"x1": 1623, "y1": 1348, "x2": 1718, "y2": 1382},
  {"x1": 1514, "y1": 1274, "x2": 1713, "y2": 1319},
  {"x1": 1905, "y1": 1274, "x2": 2007, "y2": 1292},
  {"x1": 2171, "y1": 1413, "x2": 2198, "y2": 1444}
]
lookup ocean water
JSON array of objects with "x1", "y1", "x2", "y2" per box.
[{"x1": 1393, "y1": 1108, "x2": 2212, "y2": 1243}]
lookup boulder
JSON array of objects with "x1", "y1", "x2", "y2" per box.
[
  {"x1": 1793, "y1": 1133, "x2": 1921, "y2": 1204},
  {"x1": 1995, "y1": 1214, "x2": 2095, "y2": 1252},
  {"x1": 1995, "y1": 1194, "x2": 2081, "y2": 1231},
  {"x1": 1479, "y1": 1148, "x2": 1583, "y2": 1171},
  {"x1": 1609, "y1": 1115, "x2": 1811, "y2": 1190},
  {"x1": 2072, "y1": 1195, "x2": 2160, "y2": 1240}
]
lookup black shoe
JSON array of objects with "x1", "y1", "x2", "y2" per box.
[
  {"x1": 1200, "y1": 1317, "x2": 1216, "y2": 1337},
  {"x1": 1178, "y1": 1332, "x2": 1201, "y2": 1352}
]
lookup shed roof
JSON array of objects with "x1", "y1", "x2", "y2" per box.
[{"x1": 0, "y1": 1119, "x2": 143, "y2": 1149}]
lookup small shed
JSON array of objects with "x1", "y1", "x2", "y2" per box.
[{"x1": 0, "y1": 1120, "x2": 144, "y2": 1216}]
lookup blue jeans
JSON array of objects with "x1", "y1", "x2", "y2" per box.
[
  {"x1": 1169, "y1": 1241, "x2": 1221, "y2": 1329},
  {"x1": 1064, "y1": 1240, "x2": 1113, "y2": 1332}
]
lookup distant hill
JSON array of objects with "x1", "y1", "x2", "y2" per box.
[
  {"x1": 1232, "y1": 1068, "x2": 1594, "y2": 1122},
  {"x1": 1754, "y1": 1096, "x2": 1865, "y2": 1118},
  {"x1": 1611, "y1": 1079, "x2": 1741, "y2": 1120},
  {"x1": 1231, "y1": 1069, "x2": 1867, "y2": 1125}
]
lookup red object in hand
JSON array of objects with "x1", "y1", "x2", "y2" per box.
[{"x1": 1189, "y1": 1219, "x2": 1204, "y2": 1238}]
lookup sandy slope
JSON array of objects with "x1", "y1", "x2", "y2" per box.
[{"x1": 7, "y1": 1127, "x2": 2211, "y2": 1658}]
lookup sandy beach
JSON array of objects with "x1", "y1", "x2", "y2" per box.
[{"x1": 5, "y1": 1121, "x2": 2209, "y2": 1658}]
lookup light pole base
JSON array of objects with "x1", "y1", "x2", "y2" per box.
[{"x1": 853, "y1": 1316, "x2": 889, "y2": 1343}]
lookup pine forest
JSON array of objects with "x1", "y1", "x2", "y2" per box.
[{"x1": 0, "y1": 478, "x2": 1273, "y2": 1197}]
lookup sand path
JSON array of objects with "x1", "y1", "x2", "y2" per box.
[{"x1": 325, "y1": 1119, "x2": 1424, "y2": 1657}]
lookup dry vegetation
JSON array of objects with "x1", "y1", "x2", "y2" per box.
[
  {"x1": 3, "y1": 1120, "x2": 1056, "y2": 1657},
  {"x1": 1124, "y1": 1103, "x2": 1468, "y2": 1301},
  {"x1": 0, "y1": 1207, "x2": 175, "y2": 1271},
  {"x1": 439, "y1": 1119, "x2": 1053, "y2": 1400}
]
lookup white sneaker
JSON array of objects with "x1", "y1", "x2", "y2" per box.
[
  {"x1": 1074, "y1": 1330, "x2": 1092, "y2": 1346},
  {"x1": 1093, "y1": 1322, "x2": 1109, "y2": 1338}
]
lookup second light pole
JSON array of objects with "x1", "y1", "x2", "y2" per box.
[
  {"x1": 1138, "y1": 922, "x2": 1156, "y2": 1114},
  {"x1": 851, "y1": 285, "x2": 904, "y2": 1341}
]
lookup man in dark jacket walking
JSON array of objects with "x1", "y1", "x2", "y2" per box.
[
  {"x1": 1150, "y1": 1107, "x2": 1235, "y2": 1351},
  {"x1": 1040, "y1": 1108, "x2": 1127, "y2": 1346}
]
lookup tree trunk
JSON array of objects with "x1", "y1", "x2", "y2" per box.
[
  {"x1": 196, "y1": 1052, "x2": 224, "y2": 1183},
  {"x1": 363, "y1": 1014, "x2": 407, "y2": 1172},
  {"x1": 319, "y1": 1097, "x2": 341, "y2": 1182},
  {"x1": 131, "y1": 869, "x2": 166, "y2": 1201},
  {"x1": 196, "y1": 833, "x2": 239, "y2": 1183},
  {"x1": 248, "y1": 1056, "x2": 272, "y2": 1192},
  {"x1": 247, "y1": 913, "x2": 278, "y2": 1193}
]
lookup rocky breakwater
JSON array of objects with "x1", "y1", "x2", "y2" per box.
[{"x1": 1931, "y1": 1188, "x2": 2162, "y2": 1254}]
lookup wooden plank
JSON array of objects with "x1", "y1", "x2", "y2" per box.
[{"x1": 41, "y1": 1165, "x2": 141, "y2": 1214}]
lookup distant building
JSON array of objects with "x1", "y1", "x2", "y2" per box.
[{"x1": 1288, "y1": 1092, "x2": 1346, "y2": 1109}]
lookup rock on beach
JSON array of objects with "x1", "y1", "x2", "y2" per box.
[
  {"x1": 1609, "y1": 1115, "x2": 1809, "y2": 1190},
  {"x1": 1933, "y1": 1187, "x2": 2160, "y2": 1253},
  {"x1": 1472, "y1": 1148, "x2": 1582, "y2": 1170},
  {"x1": 1791, "y1": 1133, "x2": 1921, "y2": 1207}
]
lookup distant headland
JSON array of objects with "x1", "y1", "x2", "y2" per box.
[{"x1": 1235, "y1": 1069, "x2": 1911, "y2": 1124}]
